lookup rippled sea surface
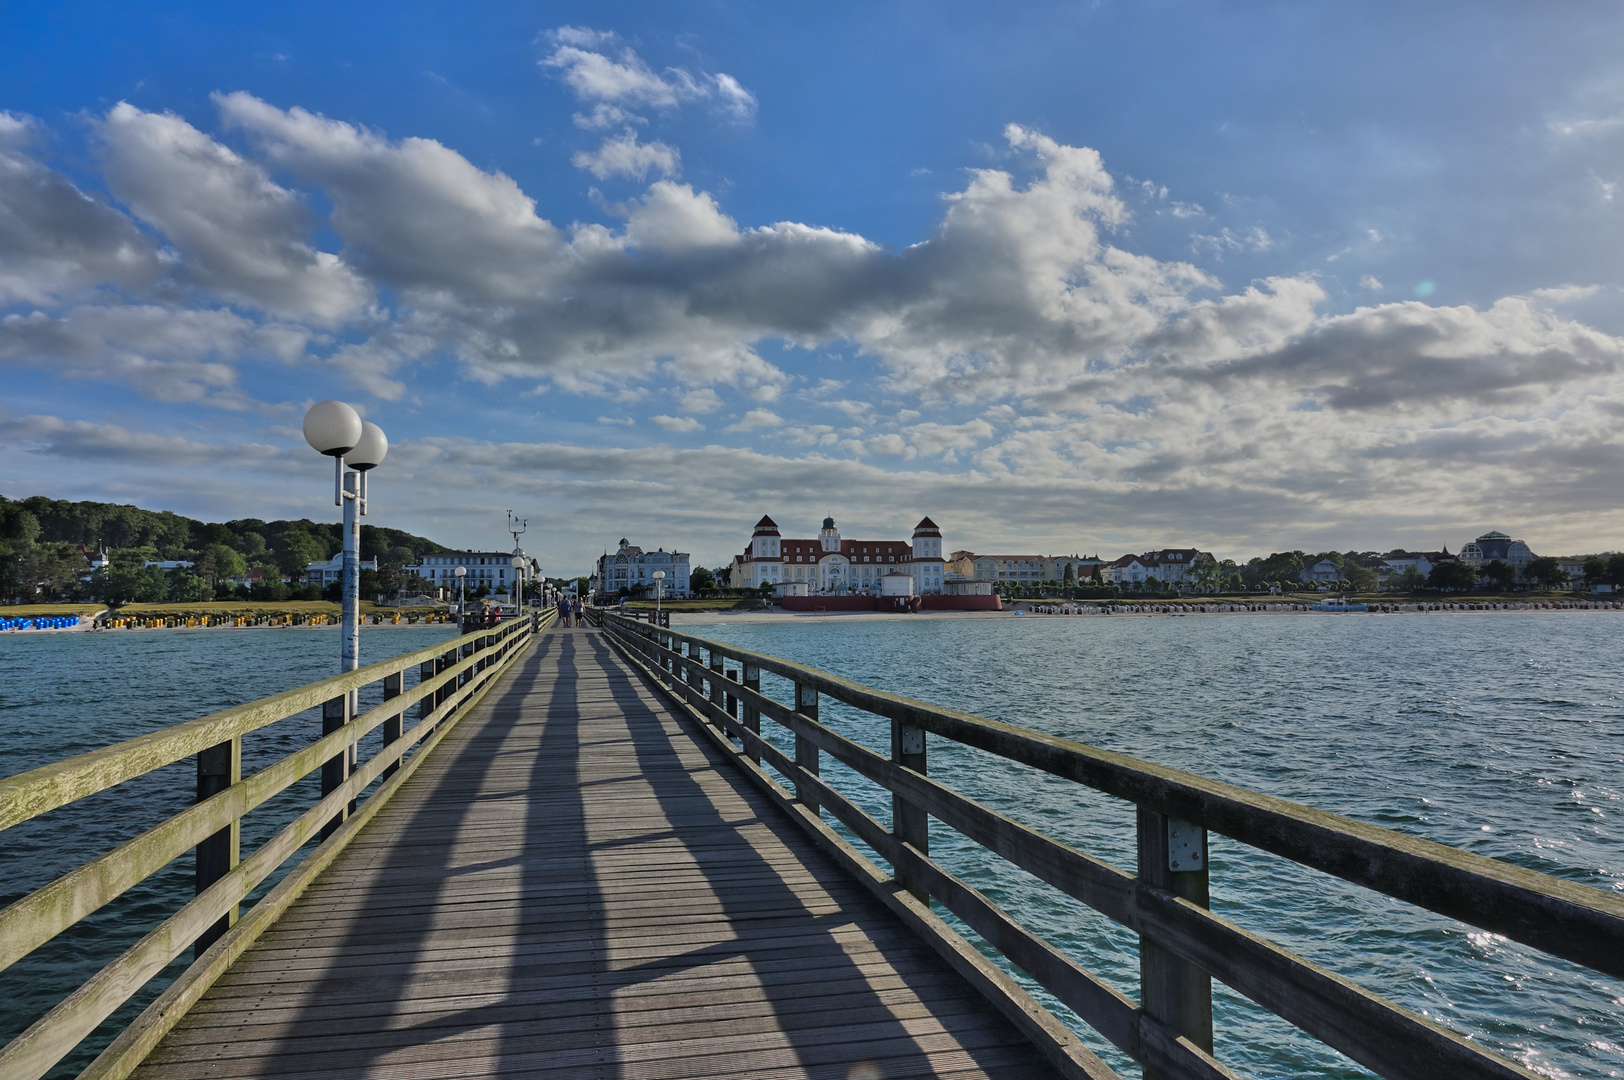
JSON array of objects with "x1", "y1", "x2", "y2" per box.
[
  {"x1": 0, "y1": 625, "x2": 456, "y2": 1079},
  {"x1": 682, "y1": 611, "x2": 1624, "y2": 1080}
]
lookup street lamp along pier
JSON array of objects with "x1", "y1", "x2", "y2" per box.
[{"x1": 301, "y1": 401, "x2": 387, "y2": 679}]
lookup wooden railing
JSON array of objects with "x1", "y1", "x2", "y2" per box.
[
  {"x1": 598, "y1": 612, "x2": 1624, "y2": 1080},
  {"x1": 0, "y1": 610, "x2": 550, "y2": 1080}
]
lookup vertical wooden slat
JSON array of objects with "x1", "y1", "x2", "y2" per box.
[
  {"x1": 319, "y1": 695, "x2": 348, "y2": 840},
  {"x1": 891, "y1": 720, "x2": 929, "y2": 903},
  {"x1": 725, "y1": 668, "x2": 739, "y2": 723},
  {"x1": 193, "y1": 735, "x2": 240, "y2": 955},
  {"x1": 1137, "y1": 806, "x2": 1214, "y2": 1076},
  {"x1": 381, "y1": 671, "x2": 403, "y2": 780},
  {"x1": 742, "y1": 662, "x2": 761, "y2": 764},
  {"x1": 708, "y1": 647, "x2": 724, "y2": 718},
  {"x1": 794, "y1": 681, "x2": 820, "y2": 814},
  {"x1": 418, "y1": 659, "x2": 435, "y2": 727}
]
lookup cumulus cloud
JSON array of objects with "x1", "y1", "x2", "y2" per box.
[
  {"x1": 0, "y1": 113, "x2": 161, "y2": 304},
  {"x1": 0, "y1": 303, "x2": 307, "y2": 408},
  {"x1": 679, "y1": 388, "x2": 722, "y2": 414},
  {"x1": 571, "y1": 129, "x2": 679, "y2": 180},
  {"x1": 0, "y1": 413, "x2": 279, "y2": 464},
  {"x1": 7, "y1": 96, "x2": 1624, "y2": 559},
  {"x1": 724, "y1": 408, "x2": 783, "y2": 432},
  {"x1": 542, "y1": 28, "x2": 756, "y2": 123},
  {"x1": 98, "y1": 103, "x2": 370, "y2": 322}
]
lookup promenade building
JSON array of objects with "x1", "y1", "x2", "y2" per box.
[
  {"x1": 1101, "y1": 548, "x2": 1212, "y2": 587},
  {"x1": 1378, "y1": 549, "x2": 1452, "y2": 582},
  {"x1": 730, "y1": 515, "x2": 947, "y2": 596},
  {"x1": 1458, "y1": 530, "x2": 1536, "y2": 572},
  {"x1": 403, "y1": 551, "x2": 524, "y2": 596},
  {"x1": 946, "y1": 551, "x2": 1106, "y2": 584},
  {"x1": 591, "y1": 539, "x2": 691, "y2": 599},
  {"x1": 305, "y1": 552, "x2": 379, "y2": 586}
]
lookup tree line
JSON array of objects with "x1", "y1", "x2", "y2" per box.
[{"x1": 1, "y1": 495, "x2": 450, "y2": 605}]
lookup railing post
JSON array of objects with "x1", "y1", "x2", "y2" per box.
[
  {"x1": 708, "y1": 647, "x2": 724, "y2": 717},
  {"x1": 419, "y1": 658, "x2": 436, "y2": 725},
  {"x1": 320, "y1": 694, "x2": 349, "y2": 840},
  {"x1": 382, "y1": 670, "x2": 403, "y2": 780},
  {"x1": 725, "y1": 668, "x2": 739, "y2": 722},
  {"x1": 194, "y1": 735, "x2": 240, "y2": 955},
  {"x1": 742, "y1": 662, "x2": 761, "y2": 764},
  {"x1": 793, "y1": 681, "x2": 819, "y2": 814},
  {"x1": 891, "y1": 719, "x2": 928, "y2": 903},
  {"x1": 684, "y1": 641, "x2": 698, "y2": 690},
  {"x1": 1137, "y1": 807, "x2": 1213, "y2": 1070}
]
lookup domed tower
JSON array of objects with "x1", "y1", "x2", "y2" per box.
[
  {"x1": 751, "y1": 515, "x2": 780, "y2": 561},
  {"x1": 911, "y1": 517, "x2": 945, "y2": 594},
  {"x1": 820, "y1": 515, "x2": 841, "y2": 553}
]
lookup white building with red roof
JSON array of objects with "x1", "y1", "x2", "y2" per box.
[{"x1": 729, "y1": 515, "x2": 948, "y2": 596}]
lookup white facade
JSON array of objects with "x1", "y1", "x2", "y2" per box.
[
  {"x1": 305, "y1": 552, "x2": 379, "y2": 585},
  {"x1": 591, "y1": 539, "x2": 691, "y2": 598},
  {"x1": 731, "y1": 515, "x2": 948, "y2": 595},
  {"x1": 404, "y1": 551, "x2": 517, "y2": 594}
]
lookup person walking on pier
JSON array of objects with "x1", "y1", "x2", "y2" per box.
[
  {"x1": 556, "y1": 595, "x2": 570, "y2": 627},
  {"x1": 571, "y1": 596, "x2": 583, "y2": 626}
]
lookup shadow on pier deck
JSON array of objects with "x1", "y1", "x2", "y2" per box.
[{"x1": 131, "y1": 626, "x2": 1057, "y2": 1080}]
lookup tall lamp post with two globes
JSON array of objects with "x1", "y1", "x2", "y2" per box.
[{"x1": 302, "y1": 401, "x2": 388, "y2": 677}]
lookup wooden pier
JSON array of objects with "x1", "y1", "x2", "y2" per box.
[
  {"x1": 129, "y1": 626, "x2": 1058, "y2": 1079},
  {"x1": 3, "y1": 609, "x2": 1623, "y2": 1080}
]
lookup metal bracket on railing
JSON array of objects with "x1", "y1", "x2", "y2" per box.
[{"x1": 1167, "y1": 817, "x2": 1205, "y2": 872}]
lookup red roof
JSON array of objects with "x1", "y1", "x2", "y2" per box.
[{"x1": 753, "y1": 515, "x2": 779, "y2": 531}]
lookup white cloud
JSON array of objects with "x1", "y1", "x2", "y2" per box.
[
  {"x1": 0, "y1": 303, "x2": 307, "y2": 408},
  {"x1": 0, "y1": 413, "x2": 279, "y2": 464},
  {"x1": 679, "y1": 388, "x2": 722, "y2": 414},
  {"x1": 0, "y1": 113, "x2": 162, "y2": 304},
  {"x1": 650, "y1": 413, "x2": 703, "y2": 432},
  {"x1": 571, "y1": 129, "x2": 679, "y2": 180},
  {"x1": 1360, "y1": 275, "x2": 1383, "y2": 290},
  {"x1": 98, "y1": 103, "x2": 370, "y2": 322},
  {"x1": 1191, "y1": 225, "x2": 1274, "y2": 257},
  {"x1": 541, "y1": 29, "x2": 756, "y2": 123},
  {"x1": 724, "y1": 408, "x2": 783, "y2": 432},
  {"x1": 573, "y1": 104, "x2": 645, "y2": 130}
]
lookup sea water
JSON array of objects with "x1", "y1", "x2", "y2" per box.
[
  {"x1": 2, "y1": 614, "x2": 1620, "y2": 1078},
  {"x1": 681, "y1": 612, "x2": 1624, "y2": 1079},
  {"x1": 0, "y1": 625, "x2": 457, "y2": 1079}
]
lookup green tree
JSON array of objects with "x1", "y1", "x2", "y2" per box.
[
  {"x1": 1523, "y1": 556, "x2": 1569, "y2": 590},
  {"x1": 1345, "y1": 563, "x2": 1378, "y2": 592},
  {"x1": 1192, "y1": 556, "x2": 1221, "y2": 593},
  {"x1": 274, "y1": 531, "x2": 327, "y2": 581},
  {"x1": 689, "y1": 566, "x2": 716, "y2": 594},
  {"x1": 1581, "y1": 557, "x2": 1607, "y2": 587},
  {"x1": 1395, "y1": 566, "x2": 1426, "y2": 593},
  {"x1": 1480, "y1": 559, "x2": 1514, "y2": 592},
  {"x1": 197, "y1": 543, "x2": 247, "y2": 591},
  {"x1": 1062, "y1": 563, "x2": 1076, "y2": 586},
  {"x1": 1606, "y1": 554, "x2": 1624, "y2": 587},
  {"x1": 165, "y1": 567, "x2": 212, "y2": 602},
  {"x1": 1426, "y1": 561, "x2": 1477, "y2": 592}
]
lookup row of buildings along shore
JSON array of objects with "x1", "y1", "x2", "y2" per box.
[{"x1": 590, "y1": 517, "x2": 1614, "y2": 599}]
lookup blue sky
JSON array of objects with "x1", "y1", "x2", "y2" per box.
[{"x1": 2, "y1": 2, "x2": 1622, "y2": 573}]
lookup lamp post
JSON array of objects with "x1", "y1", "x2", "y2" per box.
[
  {"x1": 652, "y1": 570, "x2": 665, "y2": 624},
  {"x1": 454, "y1": 566, "x2": 467, "y2": 619},
  {"x1": 511, "y1": 555, "x2": 526, "y2": 608},
  {"x1": 302, "y1": 402, "x2": 387, "y2": 676}
]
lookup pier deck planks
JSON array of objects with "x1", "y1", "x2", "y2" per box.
[{"x1": 132, "y1": 625, "x2": 1060, "y2": 1080}]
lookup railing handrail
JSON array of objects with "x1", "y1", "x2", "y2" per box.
[
  {"x1": 601, "y1": 614, "x2": 1623, "y2": 969},
  {"x1": 599, "y1": 613, "x2": 1620, "y2": 1080},
  {"x1": 0, "y1": 619, "x2": 528, "y2": 833},
  {"x1": 0, "y1": 610, "x2": 551, "y2": 1080}
]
